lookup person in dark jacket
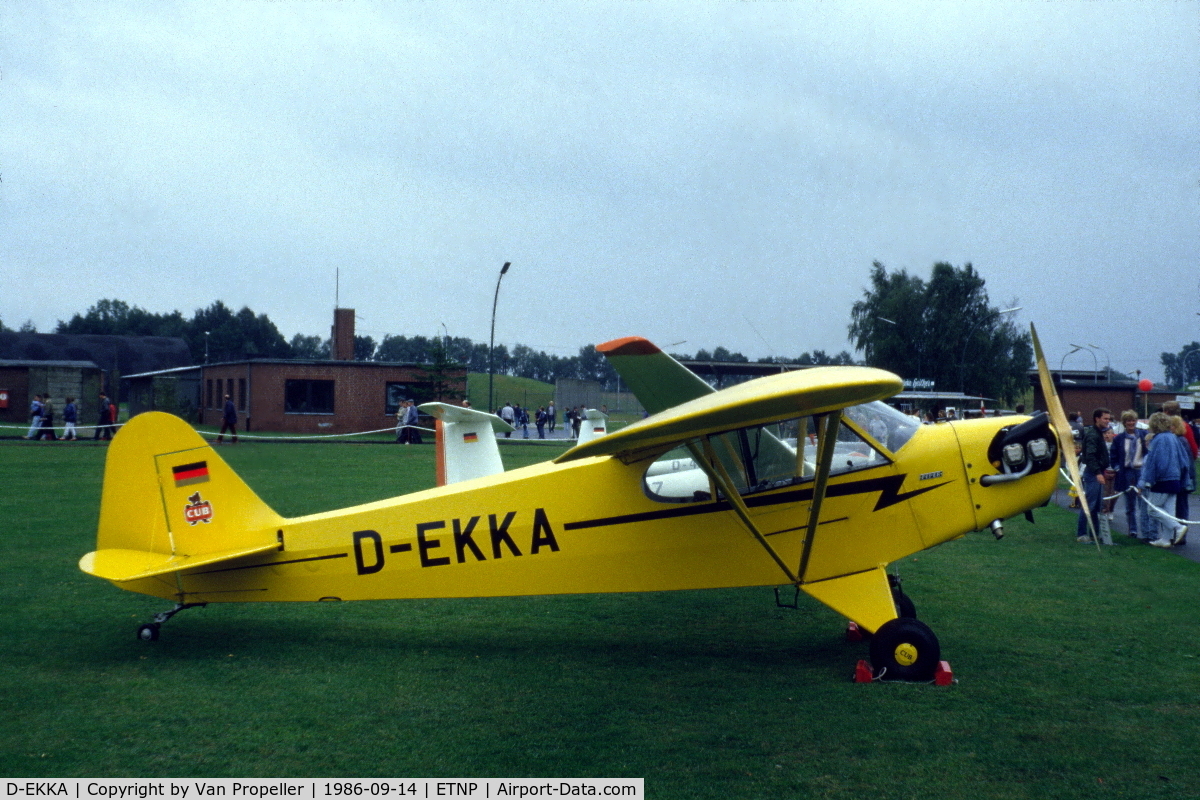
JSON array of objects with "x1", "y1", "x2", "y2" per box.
[
  {"x1": 1110, "y1": 410, "x2": 1147, "y2": 538},
  {"x1": 1076, "y1": 408, "x2": 1113, "y2": 543},
  {"x1": 61, "y1": 397, "x2": 78, "y2": 441},
  {"x1": 217, "y1": 394, "x2": 238, "y2": 444},
  {"x1": 93, "y1": 393, "x2": 112, "y2": 440}
]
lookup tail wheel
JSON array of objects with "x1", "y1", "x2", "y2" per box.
[
  {"x1": 136, "y1": 623, "x2": 160, "y2": 642},
  {"x1": 869, "y1": 618, "x2": 940, "y2": 681}
]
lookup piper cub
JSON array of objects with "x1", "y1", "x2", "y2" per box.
[{"x1": 80, "y1": 336, "x2": 1059, "y2": 680}]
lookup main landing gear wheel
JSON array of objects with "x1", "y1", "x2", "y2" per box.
[
  {"x1": 136, "y1": 623, "x2": 160, "y2": 642},
  {"x1": 869, "y1": 618, "x2": 940, "y2": 682}
]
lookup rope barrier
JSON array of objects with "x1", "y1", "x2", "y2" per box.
[
  {"x1": 1, "y1": 421, "x2": 436, "y2": 441},
  {"x1": 1061, "y1": 468, "x2": 1200, "y2": 527}
]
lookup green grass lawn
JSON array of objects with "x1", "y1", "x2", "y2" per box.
[{"x1": 2, "y1": 435, "x2": 1198, "y2": 797}]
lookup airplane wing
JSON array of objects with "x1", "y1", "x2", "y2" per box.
[{"x1": 557, "y1": 366, "x2": 901, "y2": 463}]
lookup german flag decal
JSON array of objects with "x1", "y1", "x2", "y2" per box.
[
  {"x1": 173, "y1": 461, "x2": 210, "y2": 487},
  {"x1": 463, "y1": 432, "x2": 479, "y2": 443}
]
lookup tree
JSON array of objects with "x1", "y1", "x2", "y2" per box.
[
  {"x1": 1162, "y1": 342, "x2": 1200, "y2": 389},
  {"x1": 57, "y1": 299, "x2": 187, "y2": 338},
  {"x1": 186, "y1": 301, "x2": 290, "y2": 363},
  {"x1": 354, "y1": 335, "x2": 377, "y2": 362},
  {"x1": 289, "y1": 333, "x2": 329, "y2": 359},
  {"x1": 848, "y1": 261, "x2": 1032, "y2": 404}
]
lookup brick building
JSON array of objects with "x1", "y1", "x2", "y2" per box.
[{"x1": 128, "y1": 359, "x2": 465, "y2": 435}]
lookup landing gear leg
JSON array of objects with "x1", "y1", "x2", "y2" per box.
[
  {"x1": 136, "y1": 603, "x2": 206, "y2": 642},
  {"x1": 888, "y1": 574, "x2": 917, "y2": 619}
]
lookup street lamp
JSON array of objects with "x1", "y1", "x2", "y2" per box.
[
  {"x1": 1068, "y1": 343, "x2": 1099, "y2": 383},
  {"x1": 1180, "y1": 347, "x2": 1200, "y2": 390},
  {"x1": 1086, "y1": 343, "x2": 1111, "y2": 382},
  {"x1": 488, "y1": 261, "x2": 512, "y2": 413}
]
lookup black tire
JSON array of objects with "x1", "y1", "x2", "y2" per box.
[
  {"x1": 137, "y1": 623, "x2": 160, "y2": 642},
  {"x1": 869, "y1": 618, "x2": 940, "y2": 681}
]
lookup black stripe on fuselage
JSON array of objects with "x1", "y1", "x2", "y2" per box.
[{"x1": 563, "y1": 474, "x2": 951, "y2": 533}]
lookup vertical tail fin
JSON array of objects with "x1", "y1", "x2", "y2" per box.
[
  {"x1": 80, "y1": 412, "x2": 283, "y2": 583},
  {"x1": 419, "y1": 403, "x2": 513, "y2": 485},
  {"x1": 576, "y1": 409, "x2": 609, "y2": 444},
  {"x1": 596, "y1": 337, "x2": 714, "y2": 414}
]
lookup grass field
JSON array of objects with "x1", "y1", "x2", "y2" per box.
[{"x1": 2, "y1": 434, "x2": 1199, "y2": 797}]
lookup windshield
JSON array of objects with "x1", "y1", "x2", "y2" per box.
[{"x1": 843, "y1": 401, "x2": 920, "y2": 453}]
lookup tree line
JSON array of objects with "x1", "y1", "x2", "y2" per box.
[
  {"x1": 16, "y1": 259, "x2": 1181, "y2": 400},
  {"x1": 7, "y1": 299, "x2": 846, "y2": 391}
]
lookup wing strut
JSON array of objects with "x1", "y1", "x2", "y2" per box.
[
  {"x1": 689, "y1": 439, "x2": 800, "y2": 585},
  {"x1": 797, "y1": 410, "x2": 842, "y2": 581}
]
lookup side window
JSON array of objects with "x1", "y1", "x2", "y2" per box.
[{"x1": 643, "y1": 415, "x2": 888, "y2": 503}]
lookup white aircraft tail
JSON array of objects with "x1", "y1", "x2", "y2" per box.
[
  {"x1": 419, "y1": 403, "x2": 514, "y2": 486},
  {"x1": 576, "y1": 409, "x2": 609, "y2": 445}
]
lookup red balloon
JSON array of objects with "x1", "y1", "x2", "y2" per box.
[{"x1": 1138, "y1": 378, "x2": 1152, "y2": 392}]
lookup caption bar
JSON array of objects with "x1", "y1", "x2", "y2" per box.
[{"x1": 6, "y1": 781, "x2": 642, "y2": 800}]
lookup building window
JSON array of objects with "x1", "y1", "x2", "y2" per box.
[
  {"x1": 385, "y1": 382, "x2": 436, "y2": 415},
  {"x1": 285, "y1": 379, "x2": 335, "y2": 414},
  {"x1": 238, "y1": 378, "x2": 247, "y2": 411},
  {"x1": 206, "y1": 379, "x2": 213, "y2": 409}
]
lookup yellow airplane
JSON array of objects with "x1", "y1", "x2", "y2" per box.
[{"x1": 79, "y1": 332, "x2": 1063, "y2": 681}]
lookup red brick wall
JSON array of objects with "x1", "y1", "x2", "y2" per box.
[{"x1": 199, "y1": 362, "x2": 465, "y2": 434}]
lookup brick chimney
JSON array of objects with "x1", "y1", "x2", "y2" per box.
[{"x1": 331, "y1": 308, "x2": 355, "y2": 361}]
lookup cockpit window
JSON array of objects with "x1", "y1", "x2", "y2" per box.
[
  {"x1": 643, "y1": 412, "x2": 892, "y2": 503},
  {"x1": 843, "y1": 401, "x2": 920, "y2": 453}
]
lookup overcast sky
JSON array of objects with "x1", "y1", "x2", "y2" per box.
[{"x1": 3, "y1": 1, "x2": 1197, "y2": 382}]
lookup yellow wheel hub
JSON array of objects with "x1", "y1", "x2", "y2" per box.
[{"x1": 894, "y1": 643, "x2": 918, "y2": 666}]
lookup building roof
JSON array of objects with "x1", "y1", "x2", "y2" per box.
[
  {"x1": 0, "y1": 332, "x2": 192, "y2": 375},
  {"x1": 0, "y1": 359, "x2": 101, "y2": 370},
  {"x1": 124, "y1": 358, "x2": 464, "y2": 380}
]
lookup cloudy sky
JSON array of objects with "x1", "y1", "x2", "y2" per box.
[{"x1": 3, "y1": 1, "x2": 1196, "y2": 381}]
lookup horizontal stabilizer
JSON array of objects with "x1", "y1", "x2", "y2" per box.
[
  {"x1": 420, "y1": 402, "x2": 513, "y2": 432},
  {"x1": 80, "y1": 542, "x2": 279, "y2": 583}
]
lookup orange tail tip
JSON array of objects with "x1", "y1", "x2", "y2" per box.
[{"x1": 596, "y1": 337, "x2": 661, "y2": 356}]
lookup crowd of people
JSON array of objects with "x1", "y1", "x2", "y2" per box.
[
  {"x1": 1072, "y1": 401, "x2": 1197, "y2": 548},
  {"x1": 23, "y1": 393, "x2": 119, "y2": 442}
]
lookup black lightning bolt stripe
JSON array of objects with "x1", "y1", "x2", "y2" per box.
[{"x1": 563, "y1": 474, "x2": 951, "y2": 532}]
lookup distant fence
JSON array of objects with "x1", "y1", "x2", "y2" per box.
[{"x1": 555, "y1": 379, "x2": 645, "y2": 416}]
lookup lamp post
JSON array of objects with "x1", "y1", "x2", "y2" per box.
[
  {"x1": 1086, "y1": 343, "x2": 1110, "y2": 383},
  {"x1": 1069, "y1": 343, "x2": 1099, "y2": 383},
  {"x1": 1180, "y1": 347, "x2": 1200, "y2": 390},
  {"x1": 488, "y1": 261, "x2": 512, "y2": 413}
]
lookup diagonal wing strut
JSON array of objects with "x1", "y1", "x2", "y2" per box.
[{"x1": 685, "y1": 410, "x2": 843, "y2": 586}]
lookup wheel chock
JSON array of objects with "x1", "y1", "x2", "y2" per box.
[
  {"x1": 934, "y1": 660, "x2": 954, "y2": 686},
  {"x1": 845, "y1": 621, "x2": 864, "y2": 642},
  {"x1": 854, "y1": 659, "x2": 874, "y2": 683}
]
